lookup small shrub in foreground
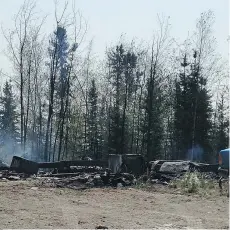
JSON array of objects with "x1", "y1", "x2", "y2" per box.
[{"x1": 171, "y1": 172, "x2": 216, "y2": 194}]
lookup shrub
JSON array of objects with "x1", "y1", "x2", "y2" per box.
[{"x1": 172, "y1": 172, "x2": 215, "y2": 194}]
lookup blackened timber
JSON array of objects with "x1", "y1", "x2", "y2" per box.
[
  {"x1": 10, "y1": 156, "x2": 39, "y2": 174},
  {"x1": 41, "y1": 173, "x2": 81, "y2": 177},
  {"x1": 38, "y1": 160, "x2": 108, "y2": 169}
]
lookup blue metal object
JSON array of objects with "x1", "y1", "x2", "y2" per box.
[{"x1": 218, "y1": 148, "x2": 230, "y2": 169}]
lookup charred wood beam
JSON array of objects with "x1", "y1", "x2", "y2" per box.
[
  {"x1": 0, "y1": 166, "x2": 9, "y2": 171},
  {"x1": 41, "y1": 173, "x2": 82, "y2": 177},
  {"x1": 38, "y1": 160, "x2": 108, "y2": 168},
  {"x1": 10, "y1": 156, "x2": 39, "y2": 174},
  {"x1": 9, "y1": 156, "x2": 108, "y2": 175},
  {"x1": 189, "y1": 162, "x2": 219, "y2": 173}
]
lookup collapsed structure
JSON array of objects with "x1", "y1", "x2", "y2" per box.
[{"x1": 0, "y1": 155, "x2": 228, "y2": 190}]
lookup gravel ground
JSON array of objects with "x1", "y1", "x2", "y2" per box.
[{"x1": 0, "y1": 180, "x2": 228, "y2": 229}]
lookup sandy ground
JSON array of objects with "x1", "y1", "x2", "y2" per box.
[{"x1": 0, "y1": 180, "x2": 229, "y2": 229}]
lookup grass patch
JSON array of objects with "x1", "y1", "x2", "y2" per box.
[{"x1": 170, "y1": 172, "x2": 216, "y2": 195}]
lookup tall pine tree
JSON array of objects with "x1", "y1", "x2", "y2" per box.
[
  {"x1": 88, "y1": 79, "x2": 99, "y2": 159},
  {"x1": 0, "y1": 81, "x2": 19, "y2": 160},
  {"x1": 174, "y1": 51, "x2": 212, "y2": 162},
  {"x1": 107, "y1": 44, "x2": 125, "y2": 155},
  {"x1": 212, "y1": 91, "x2": 229, "y2": 156}
]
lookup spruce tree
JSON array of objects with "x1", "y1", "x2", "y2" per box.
[
  {"x1": 174, "y1": 54, "x2": 190, "y2": 159},
  {"x1": 107, "y1": 44, "x2": 125, "y2": 155},
  {"x1": 88, "y1": 79, "x2": 99, "y2": 159},
  {"x1": 0, "y1": 81, "x2": 19, "y2": 147},
  {"x1": 212, "y1": 92, "x2": 229, "y2": 155},
  {"x1": 107, "y1": 44, "x2": 138, "y2": 155},
  {"x1": 143, "y1": 77, "x2": 163, "y2": 161},
  {"x1": 174, "y1": 51, "x2": 212, "y2": 162}
]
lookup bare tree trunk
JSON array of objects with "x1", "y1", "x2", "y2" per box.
[
  {"x1": 107, "y1": 97, "x2": 111, "y2": 154},
  {"x1": 64, "y1": 109, "x2": 70, "y2": 159},
  {"x1": 44, "y1": 89, "x2": 54, "y2": 161},
  {"x1": 136, "y1": 64, "x2": 146, "y2": 155},
  {"x1": 44, "y1": 48, "x2": 58, "y2": 161},
  {"x1": 146, "y1": 46, "x2": 156, "y2": 161},
  {"x1": 120, "y1": 82, "x2": 128, "y2": 155},
  {"x1": 48, "y1": 120, "x2": 54, "y2": 162},
  {"x1": 24, "y1": 53, "x2": 32, "y2": 151},
  {"x1": 130, "y1": 84, "x2": 138, "y2": 154},
  {"x1": 53, "y1": 120, "x2": 61, "y2": 161},
  {"x1": 57, "y1": 89, "x2": 66, "y2": 160}
]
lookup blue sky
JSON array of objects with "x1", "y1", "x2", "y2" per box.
[{"x1": 0, "y1": 0, "x2": 229, "y2": 77}]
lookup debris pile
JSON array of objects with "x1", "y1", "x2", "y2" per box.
[
  {"x1": 0, "y1": 160, "x2": 10, "y2": 170},
  {"x1": 36, "y1": 171, "x2": 136, "y2": 190},
  {"x1": 0, "y1": 170, "x2": 29, "y2": 181},
  {"x1": 148, "y1": 160, "x2": 220, "y2": 185},
  {"x1": 0, "y1": 156, "x2": 225, "y2": 191},
  {"x1": 0, "y1": 156, "x2": 137, "y2": 190},
  {"x1": 0, "y1": 165, "x2": 136, "y2": 190}
]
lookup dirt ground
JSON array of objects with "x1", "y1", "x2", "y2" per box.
[{"x1": 0, "y1": 180, "x2": 228, "y2": 229}]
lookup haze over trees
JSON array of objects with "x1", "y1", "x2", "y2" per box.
[{"x1": 0, "y1": 1, "x2": 228, "y2": 164}]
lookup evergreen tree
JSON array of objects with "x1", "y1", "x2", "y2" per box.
[
  {"x1": 107, "y1": 44, "x2": 138, "y2": 155},
  {"x1": 141, "y1": 47, "x2": 165, "y2": 162},
  {"x1": 174, "y1": 51, "x2": 212, "y2": 162},
  {"x1": 55, "y1": 26, "x2": 69, "y2": 94},
  {"x1": 45, "y1": 25, "x2": 72, "y2": 161},
  {"x1": 55, "y1": 26, "x2": 70, "y2": 161},
  {"x1": 0, "y1": 81, "x2": 19, "y2": 145},
  {"x1": 97, "y1": 95, "x2": 108, "y2": 159},
  {"x1": 107, "y1": 44, "x2": 125, "y2": 155},
  {"x1": 212, "y1": 92, "x2": 229, "y2": 155},
  {"x1": 88, "y1": 79, "x2": 99, "y2": 159},
  {"x1": 143, "y1": 76, "x2": 164, "y2": 161},
  {"x1": 190, "y1": 51, "x2": 212, "y2": 161},
  {"x1": 120, "y1": 51, "x2": 137, "y2": 155},
  {"x1": 174, "y1": 54, "x2": 191, "y2": 159}
]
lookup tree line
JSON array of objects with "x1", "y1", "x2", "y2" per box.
[{"x1": 0, "y1": 1, "x2": 228, "y2": 164}]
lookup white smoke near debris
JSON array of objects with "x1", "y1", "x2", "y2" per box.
[
  {"x1": 0, "y1": 142, "x2": 23, "y2": 165},
  {"x1": 0, "y1": 138, "x2": 36, "y2": 165},
  {"x1": 186, "y1": 144, "x2": 204, "y2": 162}
]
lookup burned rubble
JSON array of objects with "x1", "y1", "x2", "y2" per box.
[
  {"x1": 148, "y1": 160, "x2": 222, "y2": 185},
  {"x1": 0, "y1": 160, "x2": 10, "y2": 171},
  {"x1": 0, "y1": 156, "x2": 137, "y2": 190},
  {"x1": 0, "y1": 155, "x2": 226, "y2": 191}
]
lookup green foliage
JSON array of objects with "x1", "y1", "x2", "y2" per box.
[
  {"x1": 0, "y1": 81, "x2": 19, "y2": 162},
  {"x1": 142, "y1": 77, "x2": 164, "y2": 161},
  {"x1": 0, "y1": 81, "x2": 19, "y2": 142},
  {"x1": 212, "y1": 92, "x2": 229, "y2": 154},
  {"x1": 107, "y1": 44, "x2": 138, "y2": 155},
  {"x1": 87, "y1": 79, "x2": 99, "y2": 159},
  {"x1": 1, "y1": 5, "x2": 226, "y2": 167},
  {"x1": 173, "y1": 52, "x2": 213, "y2": 161},
  {"x1": 171, "y1": 172, "x2": 215, "y2": 194}
]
